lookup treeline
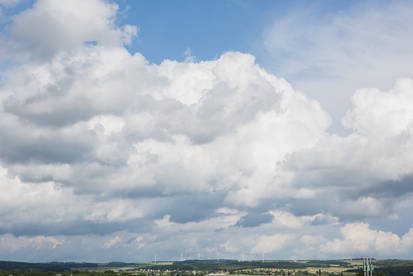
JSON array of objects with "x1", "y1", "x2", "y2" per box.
[
  {"x1": 0, "y1": 271, "x2": 117, "y2": 276},
  {"x1": 0, "y1": 261, "x2": 98, "y2": 272}
]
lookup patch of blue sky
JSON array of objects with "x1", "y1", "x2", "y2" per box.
[
  {"x1": 114, "y1": 0, "x2": 281, "y2": 64},
  {"x1": 114, "y1": 0, "x2": 360, "y2": 65}
]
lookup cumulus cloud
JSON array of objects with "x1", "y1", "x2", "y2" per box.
[
  {"x1": 321, "y1": 223, "x2": 413, "y2": 256},
  {"x1": 10, "y1": 0, "x2": 137, "y2": 59},
  {"x1": 283, "y1": 79, "x2": 413, "y2": 205},
  {"x1": 343, "y1": 78, "x2": 413, "y2": 138},
  {"x1": 1, "y1": 0, "x2": 413, "y2": 261}
]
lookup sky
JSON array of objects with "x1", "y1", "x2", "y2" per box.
[{"x1": 0, "y1": 0, "x2": 413, "y2": 262}]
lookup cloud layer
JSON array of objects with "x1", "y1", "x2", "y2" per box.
[{"x1": 1, "y1": 0, "x2": 413, "y2": 261}]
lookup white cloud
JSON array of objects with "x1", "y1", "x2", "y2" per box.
[
  {"x1": 341, "y1": 197, "x2": 389, "y2": 218},
  {"x1": 284, "y1": 78, "x2": 413, "y2": 196},
  {"x1": 0, "y1": 165, "x2": 146, "y2": 228},
  {"x1": 88, "y1": 115, "x2": 125, "y2": 135},
  {"x1": 343, "y1": 78, "x2": 413, "y2": 137},
  {"x1": 0, "y1": 42, "x2": 332, "y2": 207},
  {"x1": 270, "y1": 210, "x2": 306, "y2": 229},
  {"x1": 321, "y1": 223, "x2": 413, "y2": 256},
  {"x1": 10, "y1": 0, "x2": 137, "y2": 59}
]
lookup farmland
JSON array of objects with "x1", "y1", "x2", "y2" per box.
[{"x1": 2, "y1": 259, "x2": 413, "y2": 276}]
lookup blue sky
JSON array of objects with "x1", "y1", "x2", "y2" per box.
[
  {"x1": 117, "y1": 0, "x2": 284, "y2": 64},
  {"x1": 115, "y1": 0, "x2": 354, "y2": 64},
  {"x1": 1, "y1": 0, "x2": 413, "y2": 262}
]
